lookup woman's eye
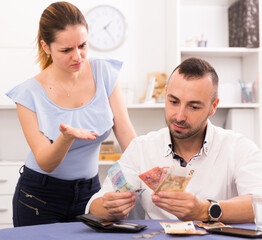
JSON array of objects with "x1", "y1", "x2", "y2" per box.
[
  {"x1": 79, "y1": 43, "x2": 87, "y2": 48},
  {"x1": 61, "y1": 49, "x2": 70, "y2": 53}
]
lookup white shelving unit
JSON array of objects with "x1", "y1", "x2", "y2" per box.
[
  {"x1": 0, "y1": 161, "x2": 24, "y2": 229},
  {"x1": 120, "y1": 0, "x2": 262, "y2": 147},
  {"x1": 181, "y1": 47, "x2": 260, "y2": 57},
  {"x1": 165, "y1": 0, "x2": 262, "y2": 147}
]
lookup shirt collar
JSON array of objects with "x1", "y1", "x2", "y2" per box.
[
  {"x1": 164, "y1": 119, "x2": 214, "y2": 157},
  {"x1": 164, "y1": 128, "x2": 173, "y2": 157},
  {"x1": 203, "y1": 119, "x2": 214, "y2": 155}
]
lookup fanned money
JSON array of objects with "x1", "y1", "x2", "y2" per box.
[
  {"x1": 138, "y1": 167, "x2": 168, "y2": 191},
  {"x1": 154, "y1": 166, "x2": 195, "y2": 194},
  {"x1": 139, "y1": 165, "x2": 195, "y2": 194},
  {"x1": 108, "y1": 162, "x2": 145, "y2": 196},
  {"x1": 160, "y1": 221, "x2": 207, "y2": 235}
]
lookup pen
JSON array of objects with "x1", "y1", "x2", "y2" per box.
[{"x1": 238, "y1": 80, "x2": 249, "y2": 102}]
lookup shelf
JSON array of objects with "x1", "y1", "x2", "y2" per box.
[
  {"x1": 0, "y1": 103, "x2": 162, "y2": 110},
  {"x1": 182, "y1": 0, "x2": 237, "y2": 6},
  {"x1": 218, "y1": 103, "x2": 259, "y2": 109},
  {"x1": 0, "y1": 160, "x2": 24, "y2": 166},
  {"x1": 181, "y1": 47, "x2": 259, "y2": 57},
  {"x1": 127, "y1": 103, "x2": 258, "y2": 109},
  {"x1": 98, "y1": 161, "x2": 115, "y2": 166},
  {"x1": 0, "y1": 105, "x2": 16, "y2": 109},
  {"x1": 0, "y1": 160, "x2": 115, "y2": 166},
  {"x1": 1, "y1": 102, "x2": 258, "y2": 110},
  {"x1": 127, "y1": 103, "x2": 165, "y2": 109}
]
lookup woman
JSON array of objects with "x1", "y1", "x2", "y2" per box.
[{"x1": 6, "y1": 1, "x2": 136, "y2": 227}]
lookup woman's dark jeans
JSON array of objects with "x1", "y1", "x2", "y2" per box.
[{"x1": 13, "y1": 166, "x2": 100, "y2": 227}]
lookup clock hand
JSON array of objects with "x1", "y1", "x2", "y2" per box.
[
  {"x1": 103, "y1": 21, "x2": 112, "y2": 30},
  {"x1": 104, "y1": 28, "x2": 114, "y2": 41}
]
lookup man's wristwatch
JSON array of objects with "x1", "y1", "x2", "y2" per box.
[{"x1": 207, "y1": 199, "x2": 222, "y2": 221}]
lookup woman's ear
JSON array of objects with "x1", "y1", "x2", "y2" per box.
[{"x1": 40, "y1": 40, "x2": 51, "y2": 55}]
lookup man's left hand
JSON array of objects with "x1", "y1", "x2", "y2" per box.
[{"x1": 152, "y1": 191, "x2": 209, "y2": 221}]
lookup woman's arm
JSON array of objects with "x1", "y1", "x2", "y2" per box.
[
  {"x1": 109, "y1": 81, "x2": 136, "y2": 151},
  {"x1": 17, "y1": 104, "x2": 97, "y2": 173}
]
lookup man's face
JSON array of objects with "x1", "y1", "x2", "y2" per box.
[{"x1": 165, "y1": 70, "x2": 219, "y2": 140}]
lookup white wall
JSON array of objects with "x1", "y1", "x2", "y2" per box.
[
  {"x1": 0, "y1": 0, "x2": 169, "y2": 160},
  {"x1": 0, "y1": 0, "x2": 167, "y2": 105}
]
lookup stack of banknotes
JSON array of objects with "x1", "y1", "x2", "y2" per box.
[
  {"x1": 107, "y1": 162, "x2": 195, "y2": 196},
  {"x1": 139, "y1": 165, "x2": 195, "y2": 193}
]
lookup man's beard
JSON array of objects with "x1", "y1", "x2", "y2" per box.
[{"x1": 166, "y1": 114, "x2": 209, "y2": 140}]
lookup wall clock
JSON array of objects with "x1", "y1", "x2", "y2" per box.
[{"x1": 85, "y1": 5, "x2": 127, "y2": 51}]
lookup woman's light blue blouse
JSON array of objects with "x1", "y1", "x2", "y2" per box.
[{"x1": 6, "y1": 58, "x2": 122, "y2": 180}]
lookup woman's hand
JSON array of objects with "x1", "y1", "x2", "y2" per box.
[{"x1": 59, "y1": 123, "x2": 98, "y2": 141}]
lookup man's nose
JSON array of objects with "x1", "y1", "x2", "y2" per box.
[{"x1": 176, "y1": 106, "x2": 187, "y2": 122}]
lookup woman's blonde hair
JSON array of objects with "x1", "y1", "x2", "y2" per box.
[{"x1": 37, "y1": 1, "x2": 88, "y2": 70}]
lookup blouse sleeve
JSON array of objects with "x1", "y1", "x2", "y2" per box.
[
  {"x1": 101, "y1": 59, "x2": 123, "y2": 97},
  {"x1": 5, "y1": 79, "x2": 37, "y2": 112}
]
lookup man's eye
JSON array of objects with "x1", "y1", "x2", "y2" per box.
[{"x1": 191, "y1": 106, "x2": 200, "y2": 110}]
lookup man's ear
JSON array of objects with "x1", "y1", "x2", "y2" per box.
[
  {"x1": 209, "y1": 98, "x2": 219, "y2": 117},
  {"x1": 40, "y1": 40, "x2": 51, "y2": 55}
]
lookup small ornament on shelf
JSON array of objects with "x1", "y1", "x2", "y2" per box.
[
  {"x1": 185, "y1": 36, "x2": 198, "y2": 48},
  {"x1": 238, "y1": 77, "x2": 257, "y2": 103},
  {"x1": 99, "y1": 141, "x2": 122, "y2": 161},
  {"x1": 139, "y1": 72, "x2": 167, "y2": 104},
  {"x1": 197, "y1": 33, "x2": 207, "y2": 47},
  {"x1": 228, "y1": 0, "x2": 259, "y2": 48}
]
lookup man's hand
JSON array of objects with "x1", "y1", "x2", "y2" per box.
[
  {"x1": 102, "y1": 192, "x2": 136, "y2": 220},
  {"x1": 59, "y1": 123, "x2": 98, "y2": 141},
  {"x1": 152, "y1": 191, "x2": 209, "y2": 221}
]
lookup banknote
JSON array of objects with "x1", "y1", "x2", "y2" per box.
[
  {"x1": 154, "y1": 166, "x2": 195, "y2": 194},
  {"x1": 108, "y1": 162, "x2": 145, "y2": 197},
  {"x1": 160, "y1": 221, "x2": 207, "y2": 235},
  {"x1": 195, "y1": 221, "x2": 231, "y2": 230},
  {"x1": 108, "y1": 162, "x2": 126, "y2": 190},
  {"x1": 138, "y1": 167, "x2": 169, "y2": 191}
]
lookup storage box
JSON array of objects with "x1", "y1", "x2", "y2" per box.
[
  {"x1": 100, "y1": 141, "x2": 114, "y2": 154},
  {"x1": 99, "y1": 153, "x2": 122, "y2": 161},
  {"x1": 228, "y1": 0, "x2": 259, "y2": 48}
]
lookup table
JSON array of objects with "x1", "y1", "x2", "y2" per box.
[{"x1": 0, "y1": 220, "x2": 256, "y2": 240}]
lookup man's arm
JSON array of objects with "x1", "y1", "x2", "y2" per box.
[
  {"x1": 219, "y1": 194, "x2": 254, "y2": 223},
  {"x1": 89, "y1": 192, "x2": 136, "y2": 221},
  {"x1": 152, "y1": 191, "x2": 254, "y2": 223}
]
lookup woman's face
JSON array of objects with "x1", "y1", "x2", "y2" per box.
[{"x1": 45, "y1": 24, "x2": 88, "y2": 73}]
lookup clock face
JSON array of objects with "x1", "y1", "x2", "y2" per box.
[{"x1": 85, "y1": 5, "x2": 127, "y2": 51}]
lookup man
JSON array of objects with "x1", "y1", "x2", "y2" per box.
[{"x1": 86, "y1": 57, "x2": 262, "y2": 223}]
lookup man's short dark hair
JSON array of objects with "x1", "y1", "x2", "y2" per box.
[{"x1": 171, "y1": 57, "x2": 219, "y2": 100}]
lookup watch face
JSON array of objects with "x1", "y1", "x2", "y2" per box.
[
  {"x1": 85, "y1": 5, "x2": 127, "y2": 51},
  {"x1": 210, "y1": 204, "x2": 222, "y2": 218}
]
